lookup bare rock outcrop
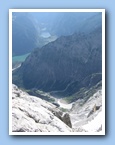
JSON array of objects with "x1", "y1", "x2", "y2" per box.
[
  {"x1": 12, "y1": 84, "x2": 103, "y2": 133},
  {"x1": 51, "y1": 110, "x2": 72, "y2": 128},
  {"x1": 70, "y1": 89, "x2": 102, "y2": 132},
  {"x1": 12, "y1": 84, "x2": 72, "y2": 132}
]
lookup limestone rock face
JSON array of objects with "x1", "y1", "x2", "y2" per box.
[{"x1": 12, "y1": 84, "x2": 72, "y2": 132}]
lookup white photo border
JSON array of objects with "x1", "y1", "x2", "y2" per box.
[{"x1": 9, "y1": 9, "x2": 105, "y2": 135}]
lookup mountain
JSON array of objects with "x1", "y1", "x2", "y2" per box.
[
  {"x1": 50, "y1": 12, "x2": 102, "y2": 36},
  {"x1": 12, "y1": 12, "x2": 103, "y2": 133},
  {"x1": 12, "y1": 13, "x2": 57, "y2": 56},
  {"x1": 12, "y1": 12, "x2": 101, "y2": 56},
  {"x1": 29, "y1": 12, "x2": 101, "y2": 36},
  {"x1": 13, "y1": 26, "x2": 102, "y2": 98}
]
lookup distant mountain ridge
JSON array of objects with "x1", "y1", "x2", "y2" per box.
[
  {"x1": 50, "y1": 12, "x2": 102, "y2": 36},
  {"x1": 12, "y1": 12, "x2": 102, "y2": 56}
]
